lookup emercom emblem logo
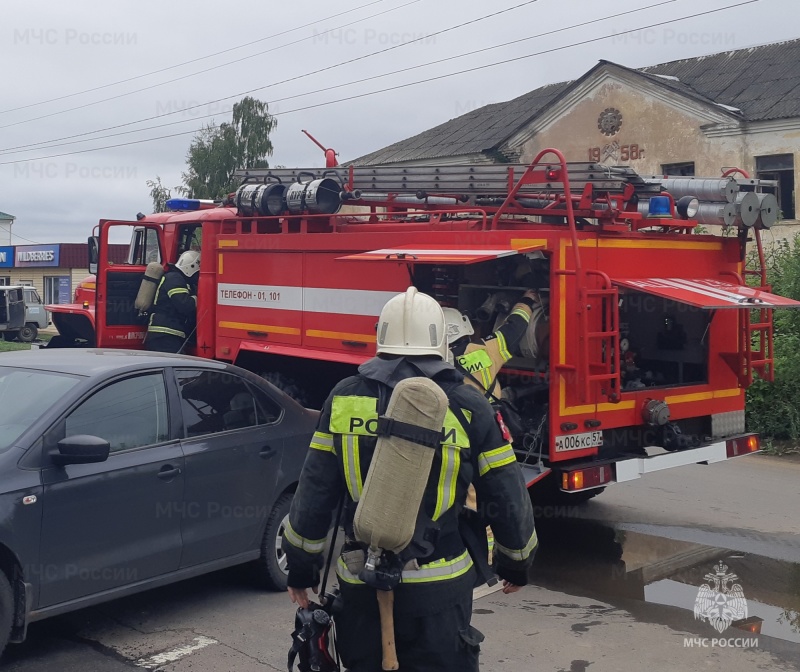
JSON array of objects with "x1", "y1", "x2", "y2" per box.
[{"x1": 693, "y1": 562, "x2": 748, "y2": 633}]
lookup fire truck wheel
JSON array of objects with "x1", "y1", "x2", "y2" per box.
[
  {"x1": 259, "y1": 372, "x2": 310, "y2": 408},
  {"x1": 17, "y1": 325, "x2": 37, "y2": 343},
  {"x1": 254, "y1": 492, "x2": 293, "y2": 591}
]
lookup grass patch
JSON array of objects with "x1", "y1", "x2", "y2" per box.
[
  {"x1": 0, "y1": 341, "x2": 30, "y2": 353},
  {"x1": 761, "y1": 439, "x2": 800, "y2": 457}
]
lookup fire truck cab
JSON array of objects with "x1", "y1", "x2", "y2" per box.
[{"x1": 46, "y1": 149, "x2": 800, "y2": 498}]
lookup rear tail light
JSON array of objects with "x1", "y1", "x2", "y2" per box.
[
  {"x1": 561, "y1": 465, "x2": 613, "y2": 491},
  {"x1": 726, "y1": 434, "x2": 760, "y2": 458}
]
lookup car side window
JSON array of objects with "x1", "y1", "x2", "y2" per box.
[
  {"x1": 65, "y1": 373, "x2": 169, "y2": 453},
  {"x1": 176, "y1": 369, "x2": 262, "y2": 437},
  {"x1": 250, "y1": 385, "x2": 283, "y2": 425}
]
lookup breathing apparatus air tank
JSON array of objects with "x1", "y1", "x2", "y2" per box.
[
  {"x1": 354, "y1": 377, "x2": 448, "y2": 557},
  {"x1": 134, "y1": 262, "x2": 164, "y2": 312}
]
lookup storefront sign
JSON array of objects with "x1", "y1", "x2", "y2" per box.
[
  {"x1": 16, "y1": 245, "x2": 60, "y2": 267},
  {"x1": 57, "y1": 276, "x2": 71, "y2": 304},
  {"x1": 0, "y1": 246, "x2": 13, "y2": 268}
]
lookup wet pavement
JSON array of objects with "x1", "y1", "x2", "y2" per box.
[{"x1": 4, "y1": 453, "x2": 800, "y2": 670}]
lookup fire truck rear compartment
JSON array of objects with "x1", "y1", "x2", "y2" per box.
[{"x1": 619, "y1": 290, "x2": 709, "y2": 389}]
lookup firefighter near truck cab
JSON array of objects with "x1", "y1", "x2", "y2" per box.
[{"x1": 47, "y1": 148, "x2": 800, "y2": 499}]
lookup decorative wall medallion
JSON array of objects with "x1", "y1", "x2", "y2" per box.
[{"x1": 598, "y1": 107, "x2": 623, "y2": 136}]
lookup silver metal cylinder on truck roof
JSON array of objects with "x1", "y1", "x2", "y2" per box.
[
  {"x1": 661, "y1": 177, "x2": 739, "y2": 203},
  {"x1": 733, "y1": 191, "x2": 760, "y2": 228},
  {"x1": 755, "y1": 192, "x2": 779, "y2": 229}
]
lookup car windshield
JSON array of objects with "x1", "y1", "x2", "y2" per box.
[{"x1": 0, "y1": 367, "x2": 80, "y2": 452}]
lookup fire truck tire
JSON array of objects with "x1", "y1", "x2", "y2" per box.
[
  {"x1": 259, "y1": 372, "x2": 310, "y2": 408},
  {"x1": 253, "y1": 492, "x2": 293, "y2": 591},
  {"x1": 17, "y1": 325, "x2": 37, "y2": 343}
]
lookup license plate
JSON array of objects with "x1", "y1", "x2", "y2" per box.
[{"x1": 555, "y1": 431, "x2": 603, "y2": 452}]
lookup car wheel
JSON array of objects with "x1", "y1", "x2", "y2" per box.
[
  {"x1": 0, "y1": 571, "x2": 14, "y2": 658},
  {"x1": 17, "y1": 325, "x2": 37, "y2": 343},
  {"x1": 254, "y1": 492, "x2": 293, "y2": 591}
]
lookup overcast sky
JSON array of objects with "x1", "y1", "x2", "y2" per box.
[{"x1": 0, "y1": 0, "x2": 795, "y2": 243}]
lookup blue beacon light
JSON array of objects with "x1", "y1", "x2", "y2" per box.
[
  {"x1": 648, "y1": 196, "x2": 672, "y2": 218},
  {"x1": 165, "y1": 198, "x2": 215, "y2": 211}
]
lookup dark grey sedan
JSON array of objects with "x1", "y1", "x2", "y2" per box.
[{"x1": 0, "y1": 349, "x2": 317, "y2": 656}]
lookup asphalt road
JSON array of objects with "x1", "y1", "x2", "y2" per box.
[{"x1": 5, "y1": 453, "x2": 800, "y2": 671}]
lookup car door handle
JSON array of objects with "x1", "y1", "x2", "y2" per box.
[
  {"x1": 260, "y1": 447, "x2": 277, "y2": 460},
  {"x1": 157, "y1": 465, "x2": 181, "y2": 480}
]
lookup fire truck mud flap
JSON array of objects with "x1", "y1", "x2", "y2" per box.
[{"x1": 615, "y1": 440, "x2": 730, "y2": 482}]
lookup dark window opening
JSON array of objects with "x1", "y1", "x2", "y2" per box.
[
  {"x1": 661, "y1": 162, "x2": 696, "y2": 177},
  {"x1": 177, "y1": 225, "x2": 202, "y2": 258},
  {"x1": 756, "y1": 154, "x2": 795, "y2": 220}
]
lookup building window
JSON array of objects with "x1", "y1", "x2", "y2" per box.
[
  {"x1": 662, "y1": 162, "x2": 695, "y2": 176},
  {"x1": 44, "y1": 276, "x2": 71, "y2": 305},
  {"x1": 756, "y1": 154, "x2": 795, "y2": 220},
  {"x1": 0, "y1": 277, "x2": 10, "y2": 286}
]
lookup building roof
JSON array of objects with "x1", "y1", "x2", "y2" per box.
[
  {"x1": 639, "y1": 39, "x2": 800, "y2": 122},
  {"x1": 351, "y1": 38, "x2": 800, "y2": 165},
  {"x1": 56, "y1": 243, "x2": 128, "y2": 268},
  {"x1": 0, "y1": 212, "x2": 15, "y2": 221}
]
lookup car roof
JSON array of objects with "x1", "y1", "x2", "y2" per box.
[{"x1": 0, "y1": 349, "x2": 229, "y2": 378}]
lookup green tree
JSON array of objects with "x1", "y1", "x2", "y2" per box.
[
  {"x1": 146, "y1": 176, "x2": 176, "y2": 213},
  {"x1": 180, "y1": 97, "x2": 276, "y2": 199}
]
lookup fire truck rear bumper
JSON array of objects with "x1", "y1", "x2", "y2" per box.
[
  {"x1": 615, "y1": 435, "x2": 760, "y2": 483},
  {"x1": 556, "y1": 434, "x2": 760, "y2": 492}
]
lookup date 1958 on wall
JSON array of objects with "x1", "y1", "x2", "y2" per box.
[{"x1": 587, "y1": 144, "x2": 646, "y2": 162}]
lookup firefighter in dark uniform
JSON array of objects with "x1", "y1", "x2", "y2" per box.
[
  {"x1": 144, "y1": 250, "x2": 200, "y2": 353},
  {"x1": 444, "y1": 289, "x2": 540, "y2": 399},
  {"x1": 444, "y1": 290, "x2": 542, "y2": 516},
  {"x1": 283, "y1": 287, "x2": 537, "y2": 672}
]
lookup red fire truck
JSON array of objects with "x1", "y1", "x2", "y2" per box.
[{"x1": 47, "y1": 149, "x2": 799, "y2": 499}]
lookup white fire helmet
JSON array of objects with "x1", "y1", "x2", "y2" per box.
[
  {"x1": 376, "y1": 287, "x2": 448, "y2": 360},
  {"x1": 443, "y1": 307, "x2": 474, "y2": 345},
  {"x1": 175, "y1": 250, "x2": 201, "y2": 278}
]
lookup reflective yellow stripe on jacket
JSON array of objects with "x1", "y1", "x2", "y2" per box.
[
  {"x1": 433, "y1": 408, "x2": 471, "y2": 521},
  {"x1": 283, "y1": 521, "x2": 327, "y2": 555},
  {"x1": 494, "y1": 528, "x2": 538, "y2": 562},
  {"x1": 342, "y1": 434, "x2": 363, "y2": 502},
  {"x1": 477, "y1": 443, "x2": 516, "y2": 476},
  {"x1": 310, "y1": 431, "x2": 335, "y2": 454},
  {"x1": 336, "y1": 550, "x2": 473, "y2": 585}
]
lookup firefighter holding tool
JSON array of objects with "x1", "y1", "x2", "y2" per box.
[
  {"x1": 283, "y1": 287, "x2": 536, "y2": 672},
  {"x1": 144, "y1": 251, "x2": 200, "y2": 354}
]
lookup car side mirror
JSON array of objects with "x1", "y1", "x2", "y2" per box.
[{"x1": 53, "y1": 435, "x2": 110, "y2": 466}]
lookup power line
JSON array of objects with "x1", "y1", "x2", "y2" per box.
[
  {"x1": 0, "y1": 0, "x2": 761, "y2": 167},
  {"x1": 10, "y1": 232, "x2": 46, "y2": 245},
  {"x1": 0, "y1": 0, "x2": 394, "y2": 116},
  {"x1": 0, "y1": 0, "x2": 423, "y2": 130},
  {"x1": 0, "y1": 0, "x2": 677, "y2": 156},
  {"x1": 0, "y1": 0, "x2": 539, "y2": 133}
]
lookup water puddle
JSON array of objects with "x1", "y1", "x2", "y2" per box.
[{"x1": 529, "y1": 516, "x2": 800, "y2": 647}]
